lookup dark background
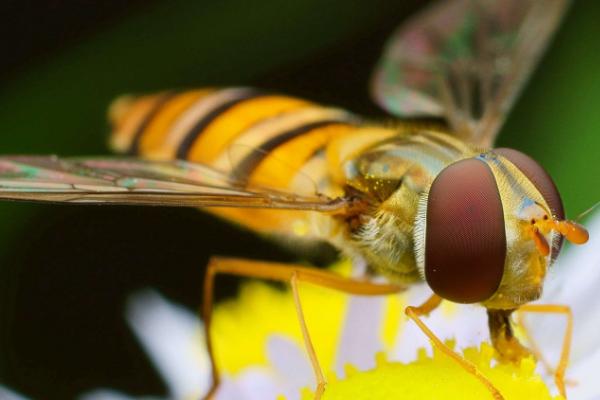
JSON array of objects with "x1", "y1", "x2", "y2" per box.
[{"x1": 0, "y1": 1, "x2": 598, "y2": 398}]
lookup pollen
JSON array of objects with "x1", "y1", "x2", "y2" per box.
[{"x1": 300, "y1": 343, "x2": 562, "y2": 400}]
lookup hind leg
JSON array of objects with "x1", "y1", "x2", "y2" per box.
[{"x1": 201, "y1": 257, "x2": 401, "y2": 399}]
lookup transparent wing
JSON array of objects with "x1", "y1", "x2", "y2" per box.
[
  {"x1": 371, "y1": 0, "x2": 570, "y2": 147},
  {"x1": 0, "y1": 156, "x2": 348, "y2": 212}
]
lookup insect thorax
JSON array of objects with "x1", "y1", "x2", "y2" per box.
[{"x1": 333, "y1": 127, "x2": 474, "y2": 284}]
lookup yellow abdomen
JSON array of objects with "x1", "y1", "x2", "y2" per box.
[{"x1": 108, "y1": 88, "x2": 362, "y2": 235}]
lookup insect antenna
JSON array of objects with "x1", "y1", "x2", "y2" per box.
[{"x1": 574, "y1": 200, "x2": 600, "y2": 222}]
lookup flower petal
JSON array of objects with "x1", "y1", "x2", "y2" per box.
[
  {"x1": 266, "y1": 334, "x2": 314, "y2": 397},
  {"x1": 564, "y1": 346, "x2": 600, "y2": 400},
  {"x1": 0, "y1": 386, "x2": 29, "y2": 400},
  {"x1": 126, "y1": 289, "x2": 211, "y2": 399},
  {"x1": 217, "y1": 368, "x2": 281, "y2": 400},
  {"x1": 334, "y1": 295, "x2": 386, "y2": 375},
  {"x1": 391, "y1": 284, "x2": 488, "y2": 363},
  {"x1": 79, "y1": 388, "x2": 160, "y2": 400}
]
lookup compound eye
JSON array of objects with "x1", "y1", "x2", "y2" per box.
[
  {"x1": 495, "y1": 148, "x2": 564, "y2": 220},
  {"x1": 425, "y1": 159, "x2": 506, "y2": 303},
  {"x1": 495, "y1": 148, "x2": 565, "y2": 261}
]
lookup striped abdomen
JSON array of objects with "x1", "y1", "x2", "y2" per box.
[{"x1": 108, "y1": 88, "x2": 362, "y2": 235}]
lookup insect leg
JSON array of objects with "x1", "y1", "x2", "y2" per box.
[
  {"x1": 201, "y1": 257, "x2": 402, "y2": 400},
  {"x1": 406, "y1": 296, "x2": 504, "y2": 400},
  {"x1": 290, "y1": 271, "x2": 326, "y2": 398},
  {"x1": 201, "y1": 258, "x2": 220, "y2": 400},
  {"x1": 517, "y1": 304, "x2": 573, "y2": 398}
]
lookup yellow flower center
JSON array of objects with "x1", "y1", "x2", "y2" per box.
[
  {"x1": 210, "y1": 260, "x2": 561, "y2": 399},
  {"x1": 300, "y1": 344, "x2": 562, "y2": 400}
]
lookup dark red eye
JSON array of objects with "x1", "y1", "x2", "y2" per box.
[
  {"x1": 425, "y1": 158, "x2": 506, "y2": 303},
  {"x1": 495, "y1": 148, "x2": 565, "y2": 261},
  {"x1": 495, "y1": 148, "x2": 564, "y2": 220}
]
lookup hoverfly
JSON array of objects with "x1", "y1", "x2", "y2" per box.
[{"x1": 0, "y1": 0, "x2": 590, "y2": 399}]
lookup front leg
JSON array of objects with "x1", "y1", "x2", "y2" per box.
[
  {"x1": 517, "y1": 304, "x2": 573, "y2": 398},
  {"x1": 408, "y1": 297, "x2": 504, "y2": 400}
]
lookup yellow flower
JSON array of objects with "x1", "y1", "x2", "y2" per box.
[
  {"x1": 301, "y1": 345, "x2": 560, "y2": 400},
  {"x1": 211, "y1": 276, "x2": 559, "y2": 400},
  {"x1": 211, "y1": 280, "x2": 347, "y2": 375}
]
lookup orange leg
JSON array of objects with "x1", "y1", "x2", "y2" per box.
[
  {"x1": 406, "y1": 296, "x2": 504, "y2": 400},
  {"x1": 517, "y1": 304, "x2": 573, "y2": 398},
  {"x1": 201, "y1": 257, "x2": 402, "y2": 400}
]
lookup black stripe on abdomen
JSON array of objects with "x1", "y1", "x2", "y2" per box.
[
  {"x1": 128, "y1": 91, "x2": 177, "y2": 155},
  {"x1": 175, "y1": 89, "x2": 266, "y2": 160},
  {"x1": 231, "y1": 119, "x2": 343, "y2": 181}
]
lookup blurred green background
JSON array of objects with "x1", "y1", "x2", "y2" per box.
[{"x1": 0, "y1": 0, "x2": 598, "y2": 398}]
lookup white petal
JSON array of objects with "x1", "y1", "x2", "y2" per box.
[
  {"x1": 564, "y1": 345, "x2": 600, "y2": 400},
  {"x1": 217, "y1": 368, "x2": 281, "y2": 400},
  {"x1": 126, "y1": 289, "x2": 211, "y2": 399},
  {"x1": 334, "y1": 295, "x2": 385, "y2": 375},
  {"x1": 215, "y1": 376, "x2": 246, "y2": 400},
  {"x1": 391, "y1": 284, "x2": 488, "y2": 362},
  {"x1": 0, "y1": 386, "x2": 29, "y2": 400},
  {"x1": 78, "y1": 388, "x2": 160, "y2": 400},
  {"x1": 266, "y1": 334, "x2": 313, "y2": 398}
]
